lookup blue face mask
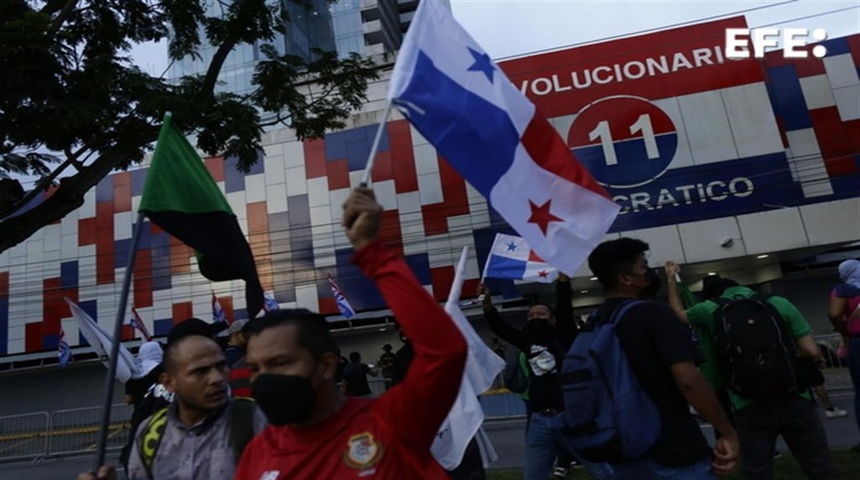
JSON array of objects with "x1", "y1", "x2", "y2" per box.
[{"x1": 251, "y1": 373, "x2": 316, "y2": 425}]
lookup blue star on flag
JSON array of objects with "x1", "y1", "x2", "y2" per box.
[
  {"x1": 467, "y1": 47, "x2": 495, "y2": 83},
  {"x1": 506, "y1": 241, "x2": 517, "y2": 252}
]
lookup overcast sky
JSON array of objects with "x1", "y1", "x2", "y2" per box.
[{"x1": 130, "y1": 0, "x2": 860, "y2": 76}]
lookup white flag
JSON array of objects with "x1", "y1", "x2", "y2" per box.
[
  {"x1": 431, "y1": 247, "x2": 505, "y2": 469},
  {"x1": 65, "y1": 298, "x2": 139, "y2": 383}
]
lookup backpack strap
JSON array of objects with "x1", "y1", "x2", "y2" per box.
[
  {"x1": 228, "y1": 397, "x2": 257, "y2": 463},
  {"x1": 138, "y1": 406, "x2": 169, "y2": 480},
  {"x1": 606, "y1": 299, "x2": 643, "y2": 326}
]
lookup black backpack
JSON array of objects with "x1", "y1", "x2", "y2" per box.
[{"x1": 713, "y1": 294, "x2": 798, "y2": 399}]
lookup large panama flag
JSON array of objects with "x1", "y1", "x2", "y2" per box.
[
  {"x1": 387, "y1": 1, "x2": 619, "y2": 275},
  {"x1": 139, "y1": 113, "x2": 265, "y2": 318}
]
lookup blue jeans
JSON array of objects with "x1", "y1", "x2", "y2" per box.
[
  {"x1": 848, "y1": 337, "x2": 860, "y2": 440},
  {"x1": 523, "y1": 411, "x2": 614, "y2": 480},
  {"x1": 612, "y1": 458, "x2": 714, "y2": 479}
]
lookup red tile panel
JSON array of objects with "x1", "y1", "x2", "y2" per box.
[
  {"x1": 78, "y1": 218, "x2": 97, "y2": 245},
  {"x1": 205, "y1": 157, "x2": 225, "y2": 183},
  {"x1": 0, "y1": 272, "x2": 9, "y2": 299},
  {"x1": 113, "y1": 171, "x2": 131, "y2": 187},
  {"x1": 172, "y1": 301, "x2": 194, "y2": 324},
  {"x1": 220, "y1": 297, "x2": 235, "y2": 323},
  {"x1": 390, "y1": 132, "x2": 418, "y2": 193},
  {"x1": 96, "y1": 232, "x2": 115, "y2": 285},
  {"x1": 371, "y1": 150, "x2": 394, "y2": 182},
  {"x1": 247, "y1": 202, "x2": 272, "y2": 291},
  {"x1": 134, "y1": 248, "x2": 153, "y2": 308},
  {"x1": 430, "y1": 266, "x2": 455, "y2": 302},
  {"x1": 849, "y1": 36, "x2": 860, "y2": 67},
  {"x1": 810, "y1": 108, "x2": 860, "y2": 176},
  {"x1": 327, "y1": 158, "x2": 350, "y2": 190},
  {"x1": 421, "y1": 156, "x2": 470, "y2": 236},
  {"x1": 303, "y1": 139, "x2": 327, "y2": 179},
  {"x1": 169, "y1": 236, "x2": 193, "y2": 275},
  {"x1": 318, "y1": 297, "x2": 338, "y2": 316},
  {"x1": 25, "y1": 322, "x2": 43, "y2": 352},
  {"x1": 113, "y1": 183, "x2": 131, "y2": 212}
]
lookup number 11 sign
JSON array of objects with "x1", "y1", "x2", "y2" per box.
[{"x1": 568, "y1": 95, "x2": 679, "y2": 189}]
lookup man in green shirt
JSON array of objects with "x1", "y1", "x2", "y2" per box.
[{"x1": 665, "y1": 261, "x2": 841, "y2": 480}]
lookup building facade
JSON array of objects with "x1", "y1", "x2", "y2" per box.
[{"x1": 0, "y1": 16, "x2": 858, "y2": 366}]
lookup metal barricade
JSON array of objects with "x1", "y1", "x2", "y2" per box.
[
  {"x1": 48, "y1": 404, "x2": 133, "y2": 457},
  {"x1": 0, "y1": 412, "x2": 50, "y2": 462},
  {"x1": 823, "y1": 366, "x2": 853, "y2": 391}
]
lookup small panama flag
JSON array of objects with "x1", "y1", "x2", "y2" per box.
[
  {"x1": 483, "y1": 233, "x2": 558, "y2": 284},
  {"x1": 212, "y1": 292, "x2": 228, "y2": 324},
  {"x1": 328, "y1": 274, "x2": 356, "y2": 319},
  {"x1": 129, "y1": 307, "x2": 152, "y2": 341},
  {"x1": 264, "y1": 292, "x2": 280, "y2": 312},
  {"x1": 58, "y1": 327, "x2": 72, "y2": 368}
]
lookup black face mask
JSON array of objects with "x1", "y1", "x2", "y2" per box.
[
  {"x1": 525, "y1": 318, "x2": 553, "y2": 342},
  {"x1": 638, "y1": 268, "x2": 662, "y2": 298},
  {"x1": 251, "y1": 373, "x2": 316, "y2": 426}
]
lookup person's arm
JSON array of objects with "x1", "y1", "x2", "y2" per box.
[
  {"x1": 664, "y1": 261, "x2": 689, "y2": 324},
  {"x1": 366, "y1": 364, "x2": 380, "y2": 377},
  {"x1": 768, "y1": 296, "x2": 819, "y2": 358},
  {"x1": 669, "y1": 362, "x2": 739, "y2": 475},
  {"x1": 345, "y1": 188, "x2": 467, "y2": 453},
  {"x1": 476, "y1": 283, "x2": 528, "y2": 352},
  {"x1": 828, "y1": 295, "x2": 848, "y2": 336},
  {"x1": 554, "y1": 273, "x2": 578, "y2": 348},
  {"x1": 794, "y1": 334, "x2": 821, "y2": 359},
  {"x1": 77, "y1": 466, "x2": 117, "y2": 480}
]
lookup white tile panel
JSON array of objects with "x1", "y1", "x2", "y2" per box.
[
  {"x1": 823, "y1": 53, "x2": 860, "y2": 89},
  {"x1": 652, "y1": 96, "x2": 694, "y2": 169},
  {"x1": 418, "y1": 172, "x2": 444, "y2": 205},
  {"x1": 675, "y1": 90, "x2": 738, "y2": 165},
  {"x1": 328, "y1": 188, "x2": 351, "y2": 229},
  {"x1": 467, "y1": 203, "x2": 492, "y2": 230},
  {"x1": 677, "y1": 217, "x2": 745, "y2": 263},
  {"x1": 799, "y1": 74, "x2": 837, "y2": 110},
  {"x1": 800, "y1": 197, "x2": 860, "y2": 246},
  {"x1": 626, "y1": 225, "x2": 685, "y2": 267},
  {"x1": 294, "y1": 283, "x2": 319, "y2": 311},
  {"x1": 0, "y1": 250, "x2": 8, "y2": 269},
  {"x1": 26, "y1": 240, "x2": 43, "y2": 262},
  {"x1": 395, "y1": 191, "x2": 422, "y2": 214},
  {"x1": 283, "y1": 141, "x2": 305, "y2": 169},
  {"x1": 426, "y1": 236, "x2": 453, "y2": 268},
  {"x1": 721, "y1": 83, "x2": 785, "y2": 158},
  {"x1": 43, "y1": 224, "x2": 61, "y2": 252},
  {"x1": 9, "y1": 242, "x2": 26, "y2": 259},
  {"x1": 79, "y1": 189, "x2": 96, "y2": 219},
  {"x1": 413, "y1": 144, "x2": 439, "y2": 176},
  {"x1": 245, "y1": 174, "x2": 267, "y2": 204},
  {"x1": 737, "y1": 208, "x2": 809, "y2": 254},
  {"x1": 373, "y1": 180, "x2": 397, "y2": 212},
  {"x1": 131, "y1": 194, "x2": 141, "y2": 213},
  {"x1": 113, "y1": 212, "x2": 133, "y2": 241},
  {"x1": 60, "y1": 211, "x2": 79, "y2": 237},
  {"x1": 226, "y1": 191, "x2": 248, "y2": 219},
  {"x1": 263, "y1": 142, "x2": 284, "y2": 160},
  {"x1": 263, "y1": 155, "x2": 286, "y2": 186},
  {"x1": 307, "y1": 177, "x2": 329, "y2": 208},
  {"x1": 285, "y1": 167, "x2": 308, "y2": 196},
  {"x1": 785, "y1": 129, "x2": 833, "y2": 197},
  {"x1": 410, "y1": 126, "x2": 429, "y2": 146},
  {"x1": 266, "y1": 183, "x2": 289, "y2": 214},
  {"x1": 310, "y1": 205, "x2": 334, "y2": 233},
  {"x1": 833, "y1": 85, "x2": 860, "y2": 121}
]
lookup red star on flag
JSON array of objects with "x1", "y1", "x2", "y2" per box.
[
  {"x1": 538, "y1": 270, "x2": 549, "y2": 279},
  {"x1": 527, "y1": 199, "x2": 562, "y2": 235}
]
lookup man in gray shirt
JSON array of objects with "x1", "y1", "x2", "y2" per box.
[{"x1": 80, "y1": 323, "x2": 266, "y2": 480}]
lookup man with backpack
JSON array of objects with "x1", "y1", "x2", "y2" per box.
[
  {"x1": 477, "y1": 275, "x2": 613, "y2": 480},
  {"x1": 566, "y1": 238, "x2": 738, "y2": 478},
  {"x1": 665, "y1": 261, "x2": 842, "y2": 479},
  {"x1": 126, "y1": 320, "x2": 267, "y2": 480}
]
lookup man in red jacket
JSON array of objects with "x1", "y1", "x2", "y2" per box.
[{"x1": 235, "y1": 187, "x2": 468, "y2": 479}]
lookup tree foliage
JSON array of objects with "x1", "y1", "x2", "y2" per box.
[{"x1": 0, "y1": 0, "x2": 379, "y2": 253}]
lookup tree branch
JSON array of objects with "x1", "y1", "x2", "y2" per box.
[
  {"x1": 202, "y1": 39, "x2": 239, "y2": 96},
  {"x1": 0, "y1": 125, "x2": 160, "y2": 252},
  {"x1": 47, "y1": 0, "x2": 81, "y2": 34}
]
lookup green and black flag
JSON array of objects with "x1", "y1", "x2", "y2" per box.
[{"x1": 139, "y1": 113, "x2": 264, "y2": 319}]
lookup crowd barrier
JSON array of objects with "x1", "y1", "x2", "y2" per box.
[
  {"x1": 0, "y1": 404, "x2": 131, "y2": 463},
  {"x1": 0, "y1": 368, "x2": 853, "y2": 463}
]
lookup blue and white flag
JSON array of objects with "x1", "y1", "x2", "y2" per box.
[
  {"x1": 433, "y1": 247, "x2": 505, "y2": 469},
  {"x1": 328, "y1": 275, "x2": 355, "y2": 319},
  {"x1": 263, "y1": 292, "x2": 280, "y2": 312},
  {"x1": 483, "y1": 233, "x2": 558, "y2": 284},
  {"x1": 388, "y1": 1, "x2": 619, "y2": 275},
  {"x1": 58, "y1": 327, "x2": 71, "y2": 368},
  {"x1": 129, "y1": 307, "x2": 152, "y2": 341},
  {"x1": 65, "y1": 298, "x2": 139, "y2": 383},
  {"x1": 212, "y1": 293, "x2": 227, "y2": 324}
]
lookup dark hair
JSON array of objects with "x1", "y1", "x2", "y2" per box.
[
  {"x1": 167, "y1": 317, "x2": 225, "y2": 345},
  {"x1": 701, "y1": 275, "x2": 739, "y2": 300},
  {"x1": 528, "y1": 302, "x2": 555, "y2": 317},
  {"x1": 244, "y1": 309, "x2": 337, "y2": 360},
  {"x1": 162, "y1": 335, "x2": 219, "y2": 375},
  {"x1": 588, "y1": 238, "x2": 650, "y2": 290},
  {"x1": 349, "y1": 351, "x2": 361, "y2": 362}
]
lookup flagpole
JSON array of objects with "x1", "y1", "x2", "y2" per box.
[
  {"x1": 359, "y1": 100, "x2": 394, "y2": 187},
  {"x1": 93, "y1": 211, "x2": 146, "y2": 470}
]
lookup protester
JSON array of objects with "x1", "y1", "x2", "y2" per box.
[
  {"x1": 828, "y1": 258, "x2": 860, "y2": 452},
  {"x1": 221, "y1": 318, "x2": 248, "y2": 367},
  {"x1": 377, "y1": 343, "x2": 395, "y2": 382},
  {"x1": 478, "y1": 275, "x2": 612, "y2": 480},
  {"x1": 120, "y1": 341, "x2": 166, "y2": 473},
  {"x1": 342, "y1": 351, "x2": 379, "y2": 397},
  {"x1": 233, "y1": 187, "x2": 467, "y2": 479},
  {"x1": 584, "y1": 240, "x2": 738, "y2": 478},
  {"x1": 666, "y1": 260, "x2": 841, "y2": 479},
  {"x1": 80, "y1": 319, "x2": 266, "y2": 480}
]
